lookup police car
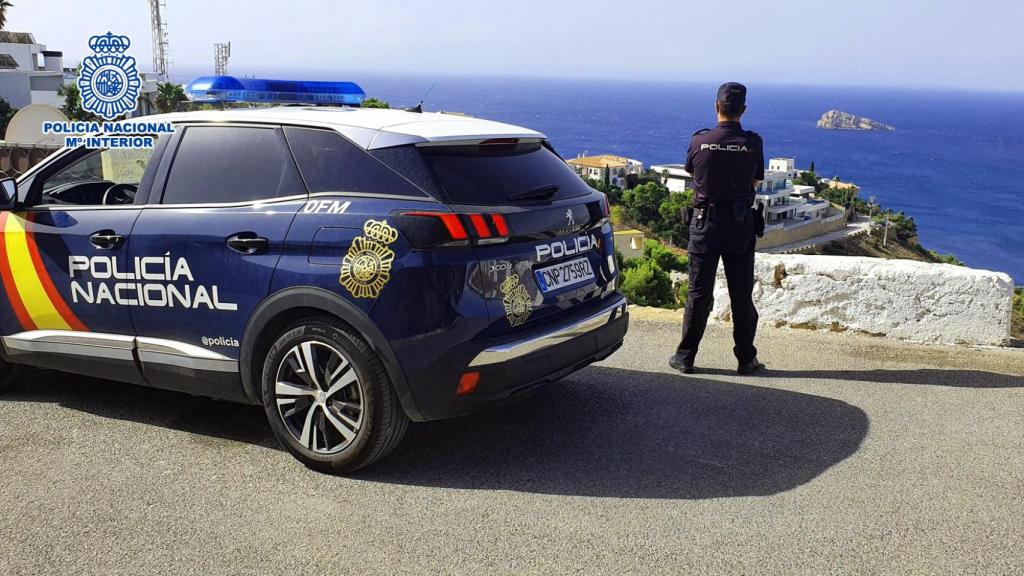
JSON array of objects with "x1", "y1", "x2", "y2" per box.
[{"x1": 0, "y1": 86, "x2": 628, "y2": 472}]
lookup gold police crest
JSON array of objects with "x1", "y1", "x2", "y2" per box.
[
  {"x1": 500, "y1": 274, "x2": 533, "y2": 327},
  {"x1": 340, "y1": 220, "x2": 399, "y2": 299}
]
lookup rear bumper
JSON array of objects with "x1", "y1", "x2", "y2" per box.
[{"x1": 407, "y1": 295, "x2": 629, "y2": 420}]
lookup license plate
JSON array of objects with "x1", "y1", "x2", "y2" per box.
[{"x1": 534, "y1": 257, "x2": 595, "y2": 293}]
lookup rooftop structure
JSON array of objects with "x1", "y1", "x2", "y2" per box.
[
  {"x1": 768, "y1": 157, "x2": 798, "y2": 179},
  {"x1": 567, "y1": 154, "x2": 644, "y2": 189},
  {"x1": 0, "y1": 32, "x2": 64, "y2": 110},
  {"x1": 650, "y1": 163, "x2": 693, "y2": 193}
]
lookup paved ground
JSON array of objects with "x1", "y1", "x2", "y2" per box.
[
  {"x1": 762, "y1": 214, "x2": 872, "y2": 254},
  {"x1": 1, "y1": 311, "x2": 1022, "y2": 575}
]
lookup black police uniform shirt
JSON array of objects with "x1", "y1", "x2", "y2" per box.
[{"x1": 684, "y1": 121, "x2": 765, "y2": 254}]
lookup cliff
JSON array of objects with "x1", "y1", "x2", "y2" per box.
[{"x1": 817, "y1": 110, "x2": 894, "y2": 131}]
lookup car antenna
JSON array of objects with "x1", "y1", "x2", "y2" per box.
[{"x1": 404, "y1": 80, "x2": 437, "y2": 113}]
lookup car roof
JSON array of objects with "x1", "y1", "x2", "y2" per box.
[{"x1": 152, "y1": 107, "x2": 546, "y2": 150}]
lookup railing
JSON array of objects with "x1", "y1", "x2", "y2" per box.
[{"x1": 0, "y1": 144, "x2": 61, "y2": 178}]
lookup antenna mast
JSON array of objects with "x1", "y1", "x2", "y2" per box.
[
  {"x1": 214, "y1": 41, "x2": 231, "y2": 76},
  {"x1": 148, "y1": 0, "x2": 170, "y2": 79}
]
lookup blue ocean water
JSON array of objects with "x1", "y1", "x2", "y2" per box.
[{"x1": 195, "y1": 71, "x2": 1023, "y2": 282}]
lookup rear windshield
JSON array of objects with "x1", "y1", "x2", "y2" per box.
[{"x1": 415, "y1": 142, "x2": 592, "y2": 205}]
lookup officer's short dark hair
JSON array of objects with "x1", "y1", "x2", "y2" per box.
[{"x1": 717, "y1": 82, "x2": 747, "y2": 117}]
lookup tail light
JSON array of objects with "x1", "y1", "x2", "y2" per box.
[
  {"x1": 393, "y1": 210, "x2": 512, "y2": 248},
  {"x1": 599, "y1": 194, "x2": 610, "y2": 219}
]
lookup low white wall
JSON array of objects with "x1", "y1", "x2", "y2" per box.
[{"x1": 710, "y1": 254, "x2": 1015, "y2": 346}]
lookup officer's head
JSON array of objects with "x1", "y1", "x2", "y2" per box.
[{"x1": 716, "y1": 82, "x2": 747, "y2": 120}]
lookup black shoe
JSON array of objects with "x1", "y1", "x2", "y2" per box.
[
  {"x1": 737, "y1": 358, "x2": 766, "y2": 375},
  {"x1": 669, "y1": 356, "x2": 696, "y2": 375}
]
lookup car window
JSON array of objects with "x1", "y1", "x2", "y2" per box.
[
  {"x1": 38, "y1": 147, "x2": 159, "y2": 206},
  {"x1": 417, "y1": 142, "x2": 592, "y2": 205},
  {"x1": 162, "y1": 126, "x2": 305, "y2": 204},
  {"x1": 283, "y1": 127, "x2": 426, "y2": 197}
]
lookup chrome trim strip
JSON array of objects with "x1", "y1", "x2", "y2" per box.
[
  {"x1": 2, "y1": 331, "x2": 135, "y2": 360},
  {"x1": 1, "y1": 331, "x2": 238, "y2": 372},
  {"x1": 468, "y1": 298, "x2": 628, "y2": 367},
  {"x1": 137, "y1": 351, "x2": 238, "y2": 373},
  {"x1": 135, "y1": 337, "x2": 234, "y2": 360},
  {"x1": 135, "y1": 336, "x2": 238, "y2": 372}
]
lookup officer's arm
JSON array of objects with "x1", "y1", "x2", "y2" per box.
[
  {"x1": 752, "y1": 133, "x2": 766, "y2": 189},
  {"x1": 684, "y1": 140, "x2": 696, "y2": 174}
]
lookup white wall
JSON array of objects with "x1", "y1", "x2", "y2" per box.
[{"x1": 711, "y1": 254, "x2": 1015, "y2": 346}]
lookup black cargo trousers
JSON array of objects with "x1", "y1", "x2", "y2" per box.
[{"x1": 677, "y1": 204, "x2": 759, "y2": 365}]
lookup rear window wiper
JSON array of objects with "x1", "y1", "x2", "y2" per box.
[{"x1": 507, "y1": 184, "x2": 559, "y2": 203}]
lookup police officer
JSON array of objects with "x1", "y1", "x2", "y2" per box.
[{"x1": 669, "y1": 82, "x2": 766, "y2": 375}]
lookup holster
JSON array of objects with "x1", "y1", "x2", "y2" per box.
[
  {"x1": 754, "y1": 204, "x2": 766, "y2": 237},
  {"x1": 683, "y1": 207, "x2": 694, "y2": 227}
]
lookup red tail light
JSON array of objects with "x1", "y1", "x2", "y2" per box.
[
  {"x1": 491, "y1": 213, "x2": 510, "y2": 237},
  {"x1": 395, "y1": 211, "x2": 511, "y2": 248},
  {"x1": 599, "y1": 194, "x2": 610, "y2": 219},
  {"x1": 468, "y1": 214, "x2": 492, "y2": 238}
]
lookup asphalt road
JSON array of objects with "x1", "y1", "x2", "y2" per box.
[{"x1": 1, "y1": 311, "x2": 1022, "y2": 575}]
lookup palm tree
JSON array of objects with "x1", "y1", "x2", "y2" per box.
[
  {"x1": 155, "y1": 82, "x2": 186, "y2": 114},
  {"x1": 0, "y1": 1, "x2": 13, "y2": 31}
]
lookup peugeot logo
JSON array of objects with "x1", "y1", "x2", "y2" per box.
[{"x1": 565, "y1": 209, "x2": 575, "y2": 227}]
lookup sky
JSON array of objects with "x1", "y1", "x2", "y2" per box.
[{"x1": 9, "y1": 0, "x2": 1024, "y2": 91}]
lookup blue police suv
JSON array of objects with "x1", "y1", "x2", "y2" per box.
[{"x1": 0, "y1": 107, "x2": 629, "y2": 471}]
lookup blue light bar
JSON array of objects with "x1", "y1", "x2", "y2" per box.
[{"x1": 184, "y1": 76, "x2": 366, "y2": 106}]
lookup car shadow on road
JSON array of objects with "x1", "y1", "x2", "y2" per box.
[
  {"x1": 694, "y1": 367, "x2": 1024, "y2": 388},
  {"x1": 361, "y1": 365, "x2": 868, "y2": 499},
  {"x1": 3, "y1": 371, "x2": 278, "y2": 449},
  {"x1": 6, "y1": 366, "x2": 868, "y2": 499}
]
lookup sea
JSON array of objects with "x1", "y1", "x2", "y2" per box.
[{"x1": 183, "y1": 72, "x2": 1024, "y2": 282}]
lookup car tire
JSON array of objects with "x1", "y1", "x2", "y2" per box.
[{"x1": 261, "y1": 316, "x2": 408, "y2": 473}]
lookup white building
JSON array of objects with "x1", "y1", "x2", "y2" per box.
[
  {"x1": 755, "y1": 170, "x2": 830, "y2": 230},
  {"x1": 767, "y1": 157, "x2": 798, "y2": 179},
  {"x1": 650, "y1": 163, "x2": 693, "y2": 193},
  {"x1": 567, "y1": 154, "x2": 644, "y2": 190},
  {"x1": 0, "y1": 32, "x2": 64, "y2": 109}
]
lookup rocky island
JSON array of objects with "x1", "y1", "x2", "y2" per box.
[{"x1": 817, "y1": 110, "x2": 894, "y2": 131}]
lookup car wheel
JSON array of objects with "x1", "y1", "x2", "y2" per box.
[{"x1": 261, "y1": 317, "x2": 408, "y2": 472}]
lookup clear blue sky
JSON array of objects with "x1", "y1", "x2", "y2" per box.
[{"x1": 9, "y1": 0, "x2": 1024, "y2": 91}]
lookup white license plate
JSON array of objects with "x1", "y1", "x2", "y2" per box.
[{"x1": 535, "y1": 257, "x2": 595, "y2": 293}]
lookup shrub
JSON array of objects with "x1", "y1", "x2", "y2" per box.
[
  {"x1": 643, "y1": 239, "x2": 687, "y2": 272},
  {"x1": 620, "y1": 259, "x2": 674, "y2": 308},
  {"x1": 677, "y1": 280, "x2": 689, "y2": 305}
]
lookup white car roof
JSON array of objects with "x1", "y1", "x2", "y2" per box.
[{"x1": 153, "y1": 107, "x2": 546, "y2": 150}]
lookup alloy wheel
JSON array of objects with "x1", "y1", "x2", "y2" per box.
[{"x1": 274, "y1": 340, "x2": 364, "y2": 454}]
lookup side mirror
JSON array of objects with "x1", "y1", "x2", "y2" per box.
[{"x1": 0, "y1": 177, "x2": 17, "y2": 209}]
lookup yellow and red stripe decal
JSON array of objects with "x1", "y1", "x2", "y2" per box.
[{"x1": 0, "y1": 212, "x2": 87, "y2": 331}]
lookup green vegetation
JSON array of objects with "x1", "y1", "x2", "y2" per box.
[
  {"x1": 58, "y1": 83, "x2": 97, "y2": 122},
  {"x1": 0, "y1": 96, "x2": 16, "y2": 137},
  {"x1": 619, "y1": 259, "x2": 674, "y2": 308},
  {"x1": 362, "y1": 97, "x2": 391, "y2": 109},
  {"x1": 155, "y1": 82, "x2": 187, "y2": 114},
  {"x1": 644, "y1": 239, "x2": 687, "y2": 272},
  {"x1": 0, "y1": 1, "x2": 13, "y2": 31}
]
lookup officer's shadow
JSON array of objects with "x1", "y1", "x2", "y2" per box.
[{"x1": 693, "y1": 367, "x2": 1024, "y2": 388}]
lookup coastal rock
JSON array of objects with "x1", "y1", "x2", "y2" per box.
[
  {"x1": 816, "y1": 109, "x2": 894, "y2": 131},
  {"x1": 710, "y1": 254, "x2": 1014, "y2": 346}
]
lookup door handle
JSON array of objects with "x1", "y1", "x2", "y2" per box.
[
  {"x1": 89, "y1": 230, "x2": 124, "y2": 250},
  {"x1": 226, "y1": 232, "x2": 269, "y2": 255}
]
